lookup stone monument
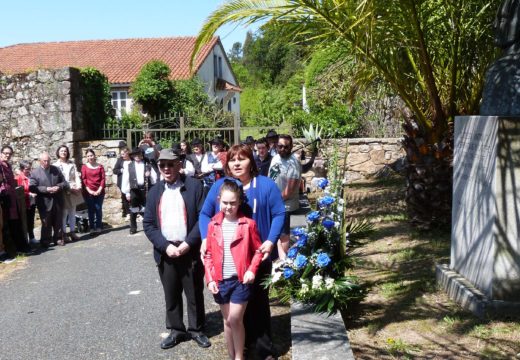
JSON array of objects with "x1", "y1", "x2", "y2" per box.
[
  {"x1": 481, "y1": 0, "x2": 520, "y2": 115},
  {"x1": 437, "y1": 0, "x2": 520, "y2": 317}
]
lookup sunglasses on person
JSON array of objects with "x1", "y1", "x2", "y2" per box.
[
  {"x1": 159, "y1": 161, "x2": 179, "y2": 169},
  {"x1": 277, "y1": 144, "x2": 290, "y2": 149}
]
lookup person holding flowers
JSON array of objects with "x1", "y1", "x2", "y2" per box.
[
  {"x1": 204, "y1": 180, "x2": 264, "y2": 360},
  {"x1": 199, "y1": 144, "x2": 285, "y2": 360}
]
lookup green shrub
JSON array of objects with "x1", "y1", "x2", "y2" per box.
[
  {"x1": 289, "y1": 102, "x2": 362, "y2": 138},
  {"x1": 131, "y1": 60, "x2": 175, "y2": 117},
  {"x1": 79, "y1": 67, "x2": 112, "y2": 134}
]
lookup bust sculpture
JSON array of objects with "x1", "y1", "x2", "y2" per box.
[{"x1": 480, "y1": 0, "x2": 520, "y2": 116}]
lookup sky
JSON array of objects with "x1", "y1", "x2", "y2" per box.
[{"x1": 0, "y1": 0, "x2": 258, "y2": 52}]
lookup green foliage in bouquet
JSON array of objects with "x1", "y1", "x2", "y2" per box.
[{"x1": 265, "y1": 140, "x2": 371, "y2": 315}]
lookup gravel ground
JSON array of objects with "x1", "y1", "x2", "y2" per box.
[{"x1": 0, "y1": 226, "x2": 290, "y2": 360}]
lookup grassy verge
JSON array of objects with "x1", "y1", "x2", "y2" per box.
[{"x1": 343, "y1": 176, "x2": 520, "y2": 359}]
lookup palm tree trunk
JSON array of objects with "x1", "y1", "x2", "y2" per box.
[{"x1": 402, "y1": 118, "x2": 453, "y2": 228}]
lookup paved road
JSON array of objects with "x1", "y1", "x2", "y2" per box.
[{"x1": 0, "y1": 227, "x2": 229, "y2": 360}]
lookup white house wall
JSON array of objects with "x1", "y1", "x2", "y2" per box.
[{"x1": 196, "y1": 42, "x2": 240, "y2": 117}]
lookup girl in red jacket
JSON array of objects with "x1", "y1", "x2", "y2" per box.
[{"x1": 204, "y1": 180, "x2": 263, "y2": 360}]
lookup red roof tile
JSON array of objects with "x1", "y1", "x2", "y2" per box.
[{"x1": 0, "y1": 37, "x2": 219, "y2": 84}]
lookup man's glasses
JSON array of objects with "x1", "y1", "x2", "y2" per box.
[
  {"x1": 277, "y1": 144, "x2": 290, "y2": 149},
  {"x1": 159, "y1": 161, "x2": 179, "y2": 169},
  {"x1": 2, "y1": 152, "x2": 12, "y2": 156}
]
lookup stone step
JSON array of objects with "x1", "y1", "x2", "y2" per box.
[
  {"x1": 288, "y1": 199, "x2": 355, "y2": 360},
  {"x1": 291, "y1": 303, "x2": 355, "y2": 360}
]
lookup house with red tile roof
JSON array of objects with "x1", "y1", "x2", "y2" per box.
[{"x1": 0, "y1": 36, "x2": 241, "y2": 117}]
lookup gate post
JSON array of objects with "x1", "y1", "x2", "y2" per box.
[
  {"x1": 126, "y1": 129, "x2": 132, "y2": 149},
  {"x1": 180, "y1": 116, "x2": 185, "y2": 141},
  {"x1": 234, "y1": 113, "x2": 240, "y2": 145}
]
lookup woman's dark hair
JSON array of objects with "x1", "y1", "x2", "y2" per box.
[
  {"x1": 180, "y1": 140, "x2": 192, "y2": 155},
  {"x1": 85, "y1": 148, "x2": 96, "y2": 157},
  {"x1": 225, "y1": 144, "x2": 259, "y2": 178},
  {"x1": 56, "y1": 145, "x2": 70, "y2": 160},
  {"x1": 219, "y1": 179, "x2": 245, "y2": 204},
  {"x1": 19, "y1": 160, "x2": 32, "y2": 171}
]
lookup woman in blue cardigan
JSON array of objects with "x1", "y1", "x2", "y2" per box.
[{"x1": 199, "y1": 144, "x2": 285, "y2": 360}]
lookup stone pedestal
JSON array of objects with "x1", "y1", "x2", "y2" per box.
[{"x1": 438, "y1": 115, "x2": 520, "y2": 316}]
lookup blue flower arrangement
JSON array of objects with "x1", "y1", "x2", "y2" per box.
[{"x1": 266, "y1": 171, "x2": 366, "y2": 315}]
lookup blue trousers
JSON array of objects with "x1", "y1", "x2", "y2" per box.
[{"x1": 84, "y1": 194, "x2": 104, "y2": 230}]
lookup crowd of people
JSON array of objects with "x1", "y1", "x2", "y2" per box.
[
  {"x1": 0, "y1": 128, "x2": 307, "y2": 360},
  {"x1": 139, "y1": 129, "x2": 304, "y2": 360},
  {"x1": 0, "y1": 144, "x2": 109, "y2": 260}
]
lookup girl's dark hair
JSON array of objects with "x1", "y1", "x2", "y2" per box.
[
  {"x1": 56, "y1": 145, "x2": 70, "y2": 160},
  {"x1": 19, "y1": 160, "x2": 32, "y2": 171},
  {"x1": 225, "y1": 144, "x2": 259, "y2": 177},
  {"x1": 85, "y1": 148, "x2": 96, "y2": 157},
  {"x1": 219, "y1": 179, "x2": 245, "y2": 204}
]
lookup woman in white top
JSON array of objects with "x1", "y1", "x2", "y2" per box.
[{"x1": 54, "y1": 145, "x2": 82, "y2": 241}]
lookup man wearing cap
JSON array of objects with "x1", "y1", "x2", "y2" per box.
[
  {"x1": 121, "y1": 147, "x2": 150, "y2": 235},
  {"x1": 200, "y1": 137, "x2": 225, "y2": 194},
  {"x1": 143, "y1": 148, "x2": 210, "y2": 350},
  {"x1": 265, "y1": 130, "x2": 279, "y2": 157}
]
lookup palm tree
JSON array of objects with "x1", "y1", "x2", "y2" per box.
[{"x1": 192, "y1": 0, "x2": 497, "y2": 227}]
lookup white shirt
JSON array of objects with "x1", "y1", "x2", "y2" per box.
[
  {"x1": 269, "y1": 154, "x2": 301, "y2": 211},
  {"x1": 121, "y1": 160, "x2": 145, "y2": 196},
  {"x1": 160, "y1": 180, "x2": 187, "y2": 243},
  {"x1": 183, "y1": 159, "x2": 195, "y2": 177},
  {"x1": 201, "y1": 151, "x2": 223, "y2": 173},
  {"x1": 222, "y1": 218, "x2": 238, "y2": 278},
  {"x1": 53, "y1": 160, "x2": 81, "y2": 189}
]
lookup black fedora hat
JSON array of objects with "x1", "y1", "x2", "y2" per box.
[
  {"x1": 209, "y1": 137, "x2": 224, "y2": 146},
  {"x1": 191, "y1": 138, "x2": 203, "y2": 147},
  {"x1": 266, "y1": 129, "x2": 278, "y2": 139},
  {"x1": 130, "y1": 147, "x2": 143, "y2": 156}
]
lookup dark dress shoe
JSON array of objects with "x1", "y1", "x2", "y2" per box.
[
  {"x1": 160, "y1": 332, "x2": 189, "y2": 350},
  {"x1": 192, "y1": 334, "x2": 211, "y2": 348}
]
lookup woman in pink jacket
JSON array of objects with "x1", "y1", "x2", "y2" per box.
[{"x1": 204, "y1": 180, "x2": 263, "y2": 360}]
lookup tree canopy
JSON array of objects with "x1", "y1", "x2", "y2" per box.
[{"x1": 192, "y1": 0, "x2": 497, "y2": 141}]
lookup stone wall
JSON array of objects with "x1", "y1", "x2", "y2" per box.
[
  {"x1": 302, "y1": 138, "x2": 405, "y2": 189},
  {"x1": 0, "y1": 67, "x2": 88, "y2": 164}
]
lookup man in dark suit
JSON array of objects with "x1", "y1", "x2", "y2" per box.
[
  {"x1": 143, "y1": 149, "x2": 211, "y2": 350},
  {"x1": 29, "y1": 152, "x2": 68, "y2": 247}
]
